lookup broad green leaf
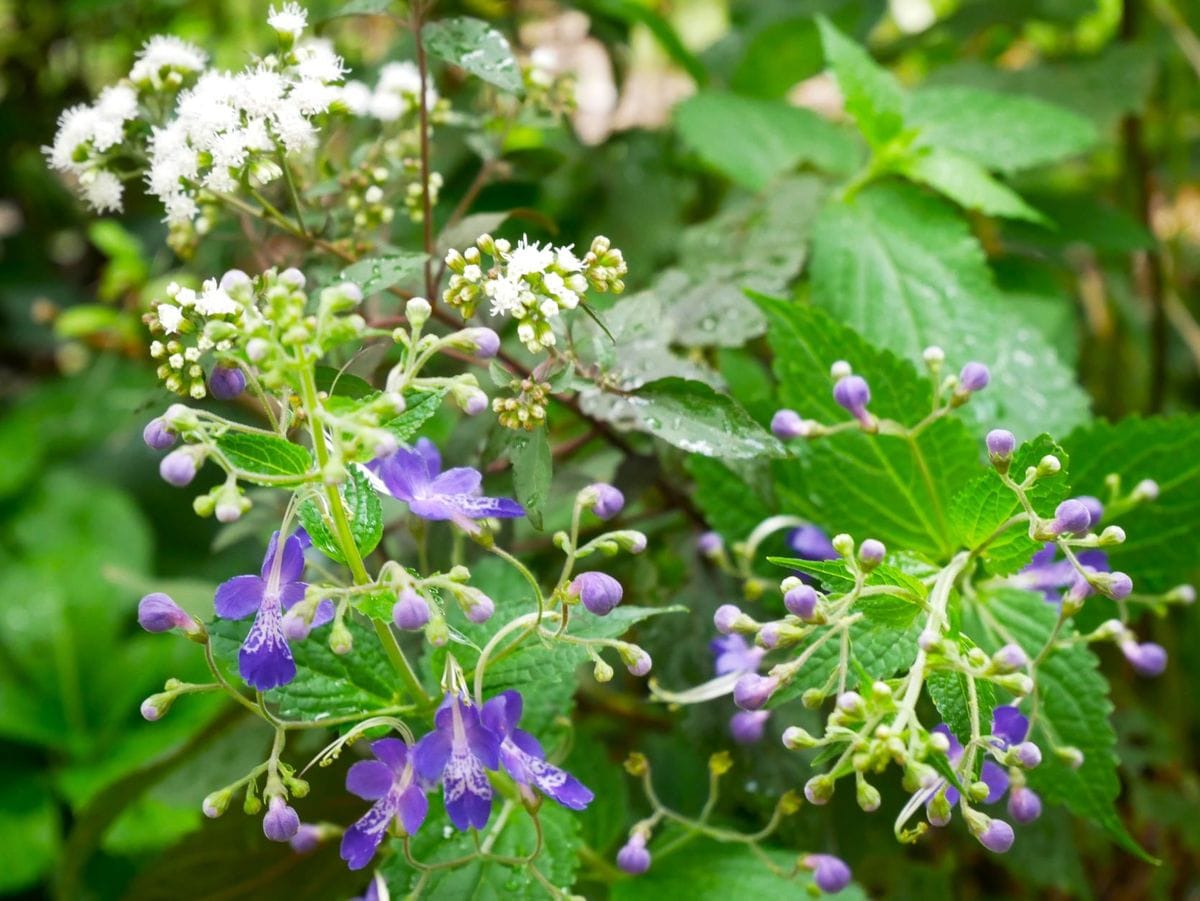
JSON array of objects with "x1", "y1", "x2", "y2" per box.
[
  {"x1": 755, "y1": 296, "x2": 977, "y2": 559},
  {"x1": 674, "y1": 91, "x2": 860, "y2": 189},
  {"x1": 950, "y1": 435, "x2": 1069, "y2": 576},
  {"x1": 963, "y1": 587, "x2": 1152, "y2": 860},
  {"x1": 927, "y1": 655, "x2": 998, "y2": 746},
  {"x1": 1061, "y1": 416, "x2": 1200, "y2": 593},
  {"x1": 898, "y1": 146, "x2": 1047, "y2": 223},
  {"x1": 817, "y1": 17, "x2": 905, "y2": 147},
  {"x1": 0, "y1": 770, "x2": 59, "y2": 893},
  {"x1": 908, "y1": 86, "x2": 1099, "y2": 174},
  {"x1": 314, "y1": 366, "x2": 374, "y2": 399},
  {"x1": 687, "y1": 456, "x2": 774, "y2": 543},
  {"x1": 383, "y1": 803, "x2": 580, "y2": 897},
  {"x1": 627, "y1": 377, "x2": 784, "y2": 460},
  {"x1": 508, "y1": 427, "x2": 552, "y2": 531},
  {"x1": 809, "y1": 182, "x2": 1091, "y2": 440},
  {"x1": 423, "y1": 17, "x2": 523, "y2": 93},
  {"x1": 612, "y1": 841, "x2": 865, "y2": 899},
  {"x1": 209, "y1": 617, "x2": 403, "y2": 719},
  {"x1": 215, "y1": 432, "x2": 313, "y2": 485},
  {"x1": 297, "y1": 467, "x2": 383, "y2": 565},
  {"x1": 380, "y1": 387, "x2": 448, "y2": 443},
  {"x1": 340, "y1": 251, "x2": 427, "y2": 295},
  {"x1": 732, "y1": 17, "x2": 824, "y2": 98}
]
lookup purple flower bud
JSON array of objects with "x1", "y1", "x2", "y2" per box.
[
  {"x1": 733, "y1": 673, "x2": 779, "y2": 711},
  {"x1": 1008, "y1": 786, "x2": 1042, "y2": 824},
  {"x1": 771, "y1": 409, "x2": 807, "y2": 440},
  {"x1": 1050, "y1": 499, "x2": 1092, "y2": 536},
  {"x1": 806, "y1": 854, "x2": 852, "y2": 894},
  {"x1": 986, "y1": 429, "x2": 1016, "y2": 458},
  {"x1": 393, "y1": 587, "x2": 431, "y2": 630},
  {"x1": 616, "y1": 833, "x2": 650, "y2": 875},
  {"x1": 140, "y1": 697, "x2": 166, "y2": 721},
  {"x1": 858, "y1": 538, "x2": 886, "y2": 566},
  {"x1": 464, "y1": 590, "x2": 495, "y2": 624},
  {"x1": 1013, "y1": 741, "x2": 1042, "y2": 768},
  {"x1": 281, "y1": 608, "x2": 313, "y2": 641},
  {"x1": 588, "y1": 483, "x2": 625, "y2": 520},
  {"x1": 784, "y1": 584, "x2": 818, "y2": 620},
  {"x1": 289, "y1": 823, "x2": 321, "y2": 854},
  {"x1": 262, "y1": 796, "x2": 301, "y2": 842},
  {"x1": 143, "y1": 417, "x2": 177, "y2": 450},
  {"x1": 789, "y1": 525, "x2": 838, "y2": 561},
  {"x1": 758, "y1": 623, "x2": 781, "y2": 649},
  {"x1": 1105, "y1": 571, "x2": 1133, "y2": 600},
  {"x1": 571, "y1": 571, "x2": 624, "y2": 616},
  {"x1": 698, "y1": 531, "x2": 724, "y2": 556},
  {"x1": 730, "y1": 710, "x2": 770, "y2": 744},
  {"x1": 833, "y1": 375, "x2": 871, "y2": 424},
  {"x1": 160, "y1": 448, "x2": 199, "y2": 486},
  {"x1": 977, "y1": 817, "x2": 1014, "y2": 853},
  {"x1": 209, "y1": 365, "x2": 247, "y2": 400},
  {"x1": 1121, "y1": 640, "x2": 1167, "y2": 676},
  {"x1": 625, "y1": 648, "x2": 652, "y2": 676},
  {"x1": 959, "y1": 362, "x2": 990, "y2": 392},
  {"x1": 714, "y1": 604, "x2": 742, "y2": 635},
  {"x1": 469, "y1": 327, "x2": 500, "y2": 358},
  {"x1": 463, "y1": 391, "x2": 488, "y2": 416},
  {"x1": 1077, "y1": 495, "x2": 1104, "y2": 527},
  {"x1": 138, "y1": 592, "x2": 191, "y2": 633},
  {"x1": 993, "y1": 643, "x2": 1028, "y2": 670}
]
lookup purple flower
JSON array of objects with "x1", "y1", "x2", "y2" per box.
[
  {"x1": 833, "y1": 375, "x2": 871, "y2": 426},
  {"x1": 289, "y1": 823, "x2": 321, "y2": 854},
  {"x1": 616, "y1": 833, "x2": 651, "y2": 874},
  {"x1": 209, "y1": 365, "x2": 247, "y2": 400},
  {"x1": 926, "y1": 706, "x2": 1032, "y2": 823},
  {"x1": 570, "y1": 571, "x2": 623, "y2": 616},
  {"x1": 586, "y1": 483, "x2": 625, "y2": 520},
  {"x1": 730, "y1": 710, "x2": 770, "y2": 744},
  {"x1": 214, "y1": 531, "x2": 334, "y2": 691},
  {"x1": 482, "y1": 690, "x2": 594, "y2": 810},
  {"x1": 711, "y1": 634, "x2": 765, "y2": 676},
  {"x1": 414, "y1": 694, "x2": 501, "y2": 830},
  {"x1": 369, "y1": 438, "x2": 523, "y2": 533},
  {"x1": 143, "y1": 417, "x2": 177, "y2": 450},
  {"x1": 958, "y1": 362, "x2": 990, "y2": 392},
  {"x1": 263, "y1": 796, "x2": 300, "y2": 842},
  {"x1": 1016, "y1": 544, "x2": 1109, "y2": 604},
  {"x1": 771, "y1": 409, "x2": 807, "y2": 439},
  {"x1": 806, "y1": 854, "x2": 852, "y2": 894},
  {"x1": 350, "y1": 874, "x2": 387, "y2": 901},
  {"x1": 1077, "y1": 495, "x2": 1104, "y2": 527},
  {"x1": 784, "y1": 584, "x2": 818, "y2": 620},
  {"x1": 733, "y1": 673, "x2": 778, "y2": 711},
  {"x1": 138, "y1": 592, "x2": 193, "y2": 633},
  {"x1": 1120, "y1": 639, "x2": 1167, "y2": 676},
  {"x1": 789, "y1": 524, "x2": 838, "y2": 561},
  {"x1": 341, "y1": 739, "x2": 429, "y2": 870},
  {"x1": 986, "y1": 429, "x2": 1016, "y2": 458},
  {"x1": 392, "y1": 587, "x2": 431, "y2": 630}
]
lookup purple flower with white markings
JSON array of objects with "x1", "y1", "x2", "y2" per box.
[
  {"x1": 711, "y1": 633, "x2": 765, "y2": 676},
  {"x1": 340, "y1": 738, "x2": 429, "y2": 870},
  {"x1": 214, "y1": 531, "x2": 333, "y2": 691},
  {"x1": 482, "y1": 690, "x2": 594, "y2": 810},
  {"x1": 414, "y1": 694, "x2": 501, "y2": 831},
  {"x1": 368, "y1": 438, "x2": 523, "y2": 534}
]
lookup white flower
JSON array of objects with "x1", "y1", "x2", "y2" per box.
[
  {"x1": 555, "y1": 246, "x2": 582, "y2": 272},
  {"x1": 195, "y1": 281, "x2": 240, "y2": 316},
  {"x1": 46, "y1": 105, "x2": 97, "y2": 172},
  {"x1": 293, "y1": 40, "x2": 346, "y2": 84},
  {"x1": 505, "y1": 237, "x2": 554, "y2": 279},
  {"x1": 486, "y1": 276, "x2": 525, "y2": 317},
  {"x1": 157, "y1": 303, "x2": 184, "y2": 334},
  {"x1": 267, "y1": 2, "x2": 308, "y2": 38},
  {"x1": 80, "y1": 169, "x2": 123, "y2": 213},
  {"x1": 130, "y1": 36, "x2": 208, "y2": 87},
  {"x1": 340, "y1": 80, "x2": 372, "y2": 114},
  {"x1": 462, "y1": 264, "x2": 482, "y2": 282}
]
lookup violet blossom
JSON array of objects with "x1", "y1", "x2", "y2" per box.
[
  {"x1": 341, "y1": 738, "x2": 429, "y2": 870},
  {"x1": 413, "y1": 694, "x2": 501, "y2": 830}
]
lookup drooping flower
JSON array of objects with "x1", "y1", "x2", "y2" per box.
[
  {"x1": 214, "y1": 530, "x2": 333, "y2": 690},
  {"x1": 263, "y1": 796, "x2": 301, "y2": 842},
  {"x1": 710, "y1": 634, "x2": 765, "y2": 676},
  {"x1": 1015, "y1": 543, "x2": 1109, "y2": 604},
  {"x1": 616, "y1": 832, "x2": 651, "y2": 874},
  {"x1": 368, "y1": 438, "x2": 523, "y2": 533},
  {"x1": 481, "y1": 690, "x2": 594, "y2": 810},
  {"x1": 341, "y1": 739, "x2": 429, "y2": 870},
  {"x1": 413, "y1": 694, "x2": 501, "y2": 830}
]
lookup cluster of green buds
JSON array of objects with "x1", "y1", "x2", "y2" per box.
[
  {"x1": 521, "y1": 48, "x2": 577, "y2": 118},
  {"x1": 442, "y1": 233, "x2": 627, "y2": 352},
  {"x1": 340, "y1": 161, "x2": 395, "y2": 231},
  {"x1": 492, "y1": 375, "x2": 551, "y2": 430}
]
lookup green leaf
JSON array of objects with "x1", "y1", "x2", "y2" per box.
[
  {"x1": 314, "y1": 366, "x2": 374, "y2": 399},
  {"x1": 769, "y1": 557, "x2": 927, "y2": 628},
  {"x1": 383, "y1": 803, "x2": 580, "y2": 897},
  {"x1": 1061, "y1": 416, "x2": 1200, "y2": 593},
  {"x1": 963, "y1": 586, "x2": 1152, "y2": 861},
  {"x1": 754, "y1": 296, "x2": 977, "y2": 559},
  {"x1": 423, "y1": 17, "x2": 523, "y2": 93},
  {"x1": 732, "y1": 17, "x2": 824, "y2": 98},
  {"x1": 340, "y1": 251, "x2": 427, "y2": 296},
  {"x1": 816, "y1": 17, "x2": 905, "y2": 147},
  {"x1": 209, "y1": 618, "x2": 402, "y2": 719},
  {"x1": 325, "y1": 0, "x2": 394, "y2": 17},
  {"x1": 949, "y1": 434, "x2": 1069, "y2": 576},
  {"x1": 297, "y1": 467, "x2": 383, "y2": 565},
  {"x1": 627, "y1": 377, "x2": 784, "y2": 460},
  {"x1": 215, "y1": 432, "x2": 313, "y2": 485},
  {"x1": 908, "y1": 86, "x2": 1099, "y2": 174},
  {"x1": 508, "y1": 427, "x2": 552, "y2": 531},
  {"x1": 809, "y1": 182, "x2": 1091, "y2": 441},
  {"x1": 380, "y1": 387, "x2": 448, "y2": 443},
  {"x1": 0, "y1": 770, "x2": 60, "y2": 893},
  {"x1": 612, "y1": 840, "x2": 865, "y2": 900},
  {"x1": 687, "y1": 456, "x2": 774, "y2": 543},
  {"x1": 927, "y1": 659, "x2": 997, "y2": 746},
  {"x1": 898, "y1": 146, "x2": 1047, "y2": 223},
  {"x1": 674, "y1": 92, "x2": 860, "y2": 189}
]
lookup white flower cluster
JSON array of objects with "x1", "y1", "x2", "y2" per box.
[
  {"x1": 149, "y1": 272, "x2": 252, "y2": 397},
  {"x1": 444, "y1": 234, "x2": 627, "y2": 352},
  {"x1": 341, "y1": 62, "x2": 439, "y2": 122}
]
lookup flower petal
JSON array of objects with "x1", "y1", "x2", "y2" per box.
[
  {"x1": 991, "y1": 706, "x2": 1029, "y2": 746},
  {"x1": 239, "y1": 605, "x2": 295, "y2": 690},
  {"x1": 448, "y1": 495, "x2": 525, "y2": 520},
  {"x1": 262, "y1": 531, "x2": 306, "y2": 583},
  {"x1": 214, "y1": 574, "x2": 265, "y2": 620},
  {"x1": 460, "y1": 703, "x2": 501, "y2": 770},
  {"x1": 397, "y1": 784, "x2": 429, "y2": 835},
  {"x1": 443, "y1": 748, "x2": 493, "y2": 830},
  {"x1": 414, "y1": 437, "x2": 441, "y2": 474},
  {"x1": 371, "y1": 738, "x2": 409, "y2": 773},
  {"x1": 429, "y1": 466, "x2": 482, "y2": 496},
  {"x1": 339, "y1": 800, "x2": 391, "y2": 870},
  {"x1": 982, "y1": 760, "x2": 1010, "y2": 804},
  {"x1": 346, "y1": 760, "x2": 394, "y2": 801},
  {"x1": 481, "y1": 690, "x2": 522, "y2": 738},
  {"x1": 413, "y1": 729, "x2": 452, "y2": 782}
]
